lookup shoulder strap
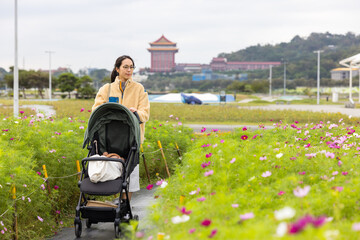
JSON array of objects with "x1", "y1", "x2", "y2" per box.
[{"x1": 107, "y1": 83, "x2": 111, "y2": 102}]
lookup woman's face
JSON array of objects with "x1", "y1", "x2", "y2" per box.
[{"x1": 117, "y1": 58, "x2": 134, "y2": 81}]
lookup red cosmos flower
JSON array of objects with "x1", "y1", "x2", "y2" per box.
[
  {"x1": 146, "y1": 184, "x2": 153, "y2": 190},
  {"x1": 201, "y1": 219, "x2": 212, "y2": 227},
  {"x1": 241, "y1": 135, "x2": 248, "y2": 140}
]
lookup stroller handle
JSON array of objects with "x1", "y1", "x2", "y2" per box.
[{"x1": 133, "y1": 111, "x2": 143, "y2": 124}]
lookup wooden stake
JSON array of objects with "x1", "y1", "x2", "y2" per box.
[
  {"x1": 11, "y1": 184, "x2": 18, "y2": 240},
  {"x1": 157, "y1": 140, "x2": 170, "y2": 178},
  {"x1": 42, "y1": 165, "x2": 51, "y2": 194},
  {"x1": 76, "y1": 160, "x2": 81, "y2": 180},
  {"x1": 140, "y1": 144, "x2": 151, "y2": 184},
  {"x1": 175, "y1": 142, "x2": 182, "y2": 157}
]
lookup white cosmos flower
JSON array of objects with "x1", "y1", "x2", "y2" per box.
[
  {"x1": 160, "y1": 181, "x2": 168, "y2": 188},
  {"x1": 275, "y1": 222, "x2": 288, "y2": 237},
  {"x1": 171, "y1": 215, "x2": 190, "y2": 224},
  {"x1": 276, "y1": 153, "x2": 283, "y2": 158},
  {"x1": 274, "y1": 207, "x2": 296, "y2": 221}
]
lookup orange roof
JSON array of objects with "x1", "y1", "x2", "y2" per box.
[
  {"x1": 149, "y1": 35, "x2": 176, "y2": 45},
  {"x1": 147, "y1": 47, "x2": 178, "y2": 51},
  {"x1": 331, "y1": 67, "x2": 359, "y2": 72}
]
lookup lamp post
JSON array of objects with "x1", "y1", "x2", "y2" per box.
[
  {"x1": 269, "y1": 65, "x2": 272, "y2": 98},
  {"x1": 45, "y1": 51, "x2": 54, "y2": 100},
  {"x1": 281, "y1": 58, "x2": 286, "y2": 96},
  {"x1": 314, "y1": 50, "x2": 323, "y2": 105},
  {"x1": 13, "y1": 0, "x2": 19, "y2": 117}
]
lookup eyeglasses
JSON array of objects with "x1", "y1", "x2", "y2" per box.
[{"x1": 122, "y1": 65, "x2": 135, "y2": 70}]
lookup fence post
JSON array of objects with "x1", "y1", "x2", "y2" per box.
[
  {"x1": 157, "y1": 140, "x2": 170, "y2": 178},
  {"x1": 140, "y1": 144, "x2": 151, "y2": 184}
]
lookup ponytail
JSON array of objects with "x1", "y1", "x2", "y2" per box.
[{"x1": 110, "y1": 68, "x2": 118, "y2": 82}]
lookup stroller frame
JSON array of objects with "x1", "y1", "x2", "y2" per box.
[{"x1": 74, "y1": 103, "x2": 141, "y2": 238}]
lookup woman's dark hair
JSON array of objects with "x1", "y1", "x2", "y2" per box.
[{"x1": 110, "y1": 55, "x2": 135, "y2": 82}]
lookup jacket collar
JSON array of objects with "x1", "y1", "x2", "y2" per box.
[{"x1": 114, "y1": 77, "x2": 133, "y2": 86}]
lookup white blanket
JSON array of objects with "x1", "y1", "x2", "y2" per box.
[{"x1": 88, "y1": 154, "x2": 123, "y2": 183}]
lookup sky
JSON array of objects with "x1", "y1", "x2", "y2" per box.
[{"x1": 1, "y1": 0, "x2": 360, "y2": 73}]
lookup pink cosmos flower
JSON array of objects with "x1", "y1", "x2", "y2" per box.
[
  {"x1": 290, "y1": 157, "x2": 297, "y2": 160},
  {"x1": 201, "y1": 219, "x2": 212, "y2": 227},
  {"x1": 2, "y1": 129, "x2": 9, "y2": 132},
  {"x1": 201, "y1": 127, "x2": 206, "y2": 133},
  {"x1": 298, "y1": 171, "x2": 306, "y2": 175},
  {"x1": 241, "y1": 135, "x2": 248, "y2": 140},
  {"x1": 201, "y1": 161, "x2": 211, "y2": 168},
  {"x1": 338, "y1": 160, "x2": 343, "y2": 166},
  {"x1": 209, "y1": 229, "x2": 217, "y2": 238},
  {"x1": 146, "y1": 184, "x2": 153, "y2": 190},
  {"x1": 37, "y1": 216, "x2": 44, "y2": 222},
  {"x1": 242, "y1": 127, "x2": 247, "y2": 131},
  {"x1": 293, "y1": 186, "x2": 310, "y2": 198},
  {"x1": 40, "y1": 184, "x2": 45, "y2": 190},
  {"x1": 332, "y1": 171, "x2": 338, "y2": 176},
  {"x1": 342, "y1": 171, "x2": 348, "y2": 175},
  {"x1": 19, "y1": 111, "x2": 24, "y2": 114},
  {"x1": 352, "y1": 223, "x2": 360, "y2": 231},
  {"x1": 232, "y1": 204, "x2": 239, "y2": 208},
  {"x1": 178, "y1": 122, "x2": 182, "y2": 126},
  {"x1": 189, "y1": 228, "x2": 196, "y2": 234},
  {"x1": 205, "y1": 153, "x2": 212, "y2": 158},
  {"x1": 156, "y1": 179, "x2": 164, "y2": 185},
  {"x1": 261, "y1": 171, "x2": 271, "y2": 177},
  {"x1": 230, "y1": 158, "x2": 236, "y2": 163},
  {"x1": 80, "y1": 108, "x2": 84, "y2": 112},
  {"x1": 180, "y1": 207, "x2": 192, "y2": 215},
  {"x1": 79, "y1": 126, "x2": 84, "y2": 129},
  {"x1": 211, "y1": 129, "x2": 218, "y2": 132},
  {"x1": 204, "y1": 170, "x2": 214, "y2": 177},
  {"x1": 88, "y1": 110, "x2": 91, "y2": 112},
  {"x1": 333, "y1": 186, "x2": 343, "y2": 192},
  {"x1": 252, "y1": 134, "x2": 258, "y2": 139},
  {"x1": 240, "y1": 212, "x2": 254, "y2": 220},
  {"x1": 220, "y1": 139, "x2": 224, "y2": 143},
  {"x1": 278, "y1": 191, "x2": 285, "y2": 196},
  {"x1": 325, "y1": 152, "x2": 335, "y2": 159},
  {"x1": 53, "y1": 185, "x2": 59, "y2": 190},
  {"x1": 1, "y1": 230, "x2": 4, "y2": 234},
  {"x1": 197, "y1": 197, "x2": 206, "y2": 202},
  {"x1": 56, "y1": 210, "x2": 61, "y2": 214},
  {"x1": 259, "y1": 156, "x2": 267, "y2": 161}
]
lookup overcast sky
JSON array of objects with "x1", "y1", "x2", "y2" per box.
[{"x1": 1, "y1": 0, "x2": 359, "y2": 73}]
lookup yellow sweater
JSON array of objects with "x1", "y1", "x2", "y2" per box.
[{"x1": 92, "y1": 77, "x2": 150, "y2": 143}]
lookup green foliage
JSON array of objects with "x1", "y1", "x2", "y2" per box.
[
  {"x1": 56, "y1": 73, "x2": 79, "y2": 98},
  {"x1": 147, "y1": 120, "x2": 360, "y2": 239}
]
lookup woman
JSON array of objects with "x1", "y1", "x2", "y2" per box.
[{"x1": 92, "y1": 55, "x2": 150, "y2": 200}]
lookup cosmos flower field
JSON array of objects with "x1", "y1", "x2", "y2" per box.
[{"x1": 147, "y1": 119, "x2": 360, "y2": 239}]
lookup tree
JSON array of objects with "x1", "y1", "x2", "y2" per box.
[
  {"x1": 56, "y1": 73, "x2": 79, "y2": 98},
  {"x1": 77, "y1": 75, "x2": 95, "y2": 99}
]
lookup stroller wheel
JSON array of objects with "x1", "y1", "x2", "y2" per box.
[
  {"x1": 114, "y1": 224, "x2": 121, "y2": 238},
  {"x1": 74, "y1": 220, "x2": 82, "y2": 238},
  {"x1": 86, "y1": 219, "x2": 92, "y2": 228},
  {"x1": 133, "y1": 214, "x2": 139, "y2": 221}
]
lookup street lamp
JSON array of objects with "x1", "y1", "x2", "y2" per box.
[
  {"x1": 45, "y1": 51, "x2": 55, "y2": 100},
  {"x1": 13, "y1": 0, "x2": 19, "y2": 117},
  {"x1": 314, "y1": 50, "x2": 323, "y2": 105}
]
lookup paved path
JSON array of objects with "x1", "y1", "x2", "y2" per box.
[
  {"x1": 240, "y1": 104, "x2": 360, "y2": 117},
  {"x1": 49, "y1": 187, "x2": 157, "y2": 240}
]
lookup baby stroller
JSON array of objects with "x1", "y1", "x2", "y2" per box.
[{"x1": 74, "y1": 102, "x2": 141, "y2": 238}]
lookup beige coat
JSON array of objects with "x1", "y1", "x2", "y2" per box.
[{"x1": 92, "y1": 77, "x2": 150, "y2": 143}]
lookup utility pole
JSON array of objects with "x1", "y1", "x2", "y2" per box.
[
  {"x1": 13, "y1": 0, "x2": 19, "y2": 117},
  {"x1": 45, "y1": 51, "x2": 55, "y2": 100}
]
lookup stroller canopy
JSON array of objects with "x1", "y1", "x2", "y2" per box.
[{"x1": 83, "y1": 103, "x2": 140, "y2": 171}]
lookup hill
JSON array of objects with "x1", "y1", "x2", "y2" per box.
[{"x1": 219, "y1": 32, "x2": 360, "y2": 79}]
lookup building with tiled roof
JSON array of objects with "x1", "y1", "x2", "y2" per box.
[{"x1": 147, "y1": 35, "x2": 178, "y2": 72}]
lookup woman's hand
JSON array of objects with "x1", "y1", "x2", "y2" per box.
[{"x1": 129, "y1": 107, "x2": 137, "y2": 112}]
